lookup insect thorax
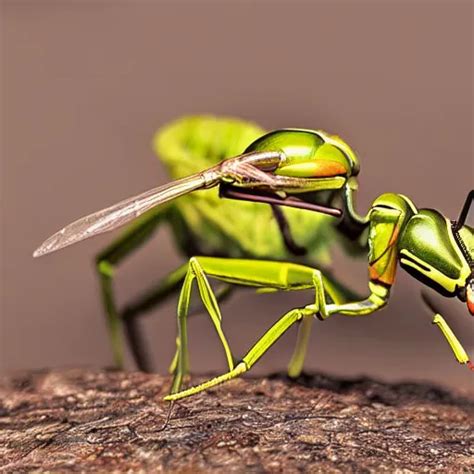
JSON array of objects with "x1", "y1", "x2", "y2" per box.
[{"x1": 398, "y1": 209, "x2": 471, "y2": 296}]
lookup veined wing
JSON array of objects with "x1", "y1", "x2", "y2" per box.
[{"x1": 33, "y1": 170, "x2": 219, "y2": 257}]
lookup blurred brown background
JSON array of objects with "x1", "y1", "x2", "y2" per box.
[{"x1": 2, "y1": 1, "x2": 473, "y2": 391}]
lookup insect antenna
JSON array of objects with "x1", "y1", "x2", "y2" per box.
[
  {"x1": 453, "y1": 190, "x2": 474, "y2": 231},
  {"x1": 451, "y1": 190, "x2": 474, "y2": 272}
]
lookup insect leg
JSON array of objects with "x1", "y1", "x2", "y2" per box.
[
  {"x1": 271, "y1": 204, "x2": 307, "y2": 255},
  {"x1": 421, "y1": 292, "x2": 470, "y2": 365},
  {"x1": 432, "y1": 314, "x2": 470, "y2": 364},
  {"x1": 167, "y1": 284, "x2": 234, "y2": 375},
  {"x1": 168, "y1": 258, "x2": 346, "y2": 395},
  {"x1": 121, "y1": 264, "x2": 189, "y2": 372},
  {"x1": 171, "y1": 257, "x2": 235, "y2": 394},
  {"x1": 170, "y1": 257, "x2": 316, "y2": 394},
  {"x1": 96, "y1": 207, "x2": 167, "y2": 368},
  {"x1": 168, "y1": 257, "x2": 390, "y2": 398},
  {"x1": 287, "y1": 316, "x2": 314, "y2": 378},
  {"x1": 287, "y1": 281, "x2": 391, "y2": 380},
  {"x1": 287, "y1": 272, "x2": 356, "y2": 378},
  {"x1": 165, "y1": 307, "x2": 312, "y2": 401}
]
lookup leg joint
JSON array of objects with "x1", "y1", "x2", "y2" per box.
[
  {"x1": 310, "y1": 270, "x2": 328, "y2": 318},
  {"x1": 97, "y1": 259, "x2": 114, "y2": 278},
  {"x1": 188, "y1": 256, "x2": 205, "y2": 276},
  {"x1": 311, "y1": 269, "x2": 323, "y2": 285}
]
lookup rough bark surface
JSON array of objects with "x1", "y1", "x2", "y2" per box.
[{"x1": 0, "y1": 369, "x2": 473, "y2": 473}]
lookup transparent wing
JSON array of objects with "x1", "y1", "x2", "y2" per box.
[
  {"x1": 33, "y1": 150, "x2": 283, "y2": 258},
  {"x1": 33, "y1": 170, "x2": 219, "y2": 257}
]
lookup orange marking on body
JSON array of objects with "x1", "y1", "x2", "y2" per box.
[
  {"x1": 369, "y1": 265, "x2": 381, "y2": 281},
  {"x1": 313, "y1": 161, "x2": 348, "y2": 178},
  {"x1": 369, "y1": 247, "x2": 398, "y2": 286},
  {"x1": 379, "y1": 258, "x2": 398, "y2": 285},
  {"x1": 388, "y1": 225, "x2": 400, "y2": 247}
]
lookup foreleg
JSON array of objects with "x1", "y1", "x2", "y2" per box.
[{"x1": 422, "y1": 292, "x2": 472, "y2": 368}]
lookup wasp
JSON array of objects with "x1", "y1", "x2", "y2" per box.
[{"x1": 34, "y1": 116, "x2": 474, "y2": 401}]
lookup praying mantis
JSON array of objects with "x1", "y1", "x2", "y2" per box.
[{"x1": 34, "y1": 115, "x2": 474, "y2": 401}]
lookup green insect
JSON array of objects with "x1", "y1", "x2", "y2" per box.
[
  {"x1": 34, "y1": 115, "x2": 474, "y2": 401},
  {"x1": 35, "y1": 116, "x2": 359, "y2": 374}
]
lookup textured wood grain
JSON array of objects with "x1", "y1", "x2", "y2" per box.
[{"x1": 0, "y1": 369, "x2": 473, "y2": 472}]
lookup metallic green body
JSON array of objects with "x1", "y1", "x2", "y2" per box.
[
  {"x1": 246, "y1": 129, "x2": 358, "y2": 180},
  {"x1": 399, "y1": 210, "x2": 472, "y2": 296}
]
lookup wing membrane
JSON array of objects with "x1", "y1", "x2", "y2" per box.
[
  {"x1": 33, "y1": 150, "x2": 284, "y2": 257},
  {"x1": 33, "y1": 171, "x2": 218, "y2": 257}
]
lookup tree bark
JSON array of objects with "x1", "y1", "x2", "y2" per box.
[{"x1": 0, "y1": 369, "x2": 472, "y2": 472}]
